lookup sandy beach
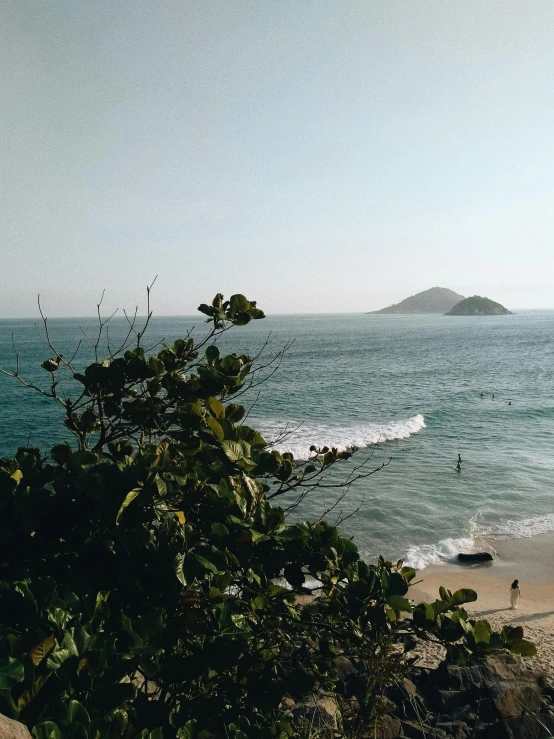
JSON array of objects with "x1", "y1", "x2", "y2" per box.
[{"x1": 409, "y1": 531, "x2": 554, "y2": 673}]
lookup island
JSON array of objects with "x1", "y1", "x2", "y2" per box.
[
  {"x1": 368, "y1": 286, "x2": 465, "y2": 314},
  {"x1": 445, "y1": 295, "x2": 512, "y2": 316}
]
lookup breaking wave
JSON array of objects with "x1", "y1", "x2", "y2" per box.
[
  {"x1": 255, "y1": 413, "x2": 425, "y2": 460},
  {"x1": 403, "y1": 513, "x2": 554, "y2": 571}
]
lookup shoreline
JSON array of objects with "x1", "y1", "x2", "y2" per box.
[{"x1": 409, "y1": 530, "x2": 554, "y2": 672}]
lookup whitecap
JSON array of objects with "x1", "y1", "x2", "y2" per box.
[
  {"x1": 490, "y1": 513, "x2": 554, "y2": 540},
  {"x1": 255, "y1": 413, "x2": 425, "y2": 460}
]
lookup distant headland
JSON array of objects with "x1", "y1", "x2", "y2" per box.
[
  {"x1": 445, "y1": 295, "x2": 512, "y2": 316},
  {"x1": 368, "y1": 287, "x2": 465, "y2": 314}
]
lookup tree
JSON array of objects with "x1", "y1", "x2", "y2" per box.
[{"x1": 0, "y1": 291, "x2": 535, "y2": 738}]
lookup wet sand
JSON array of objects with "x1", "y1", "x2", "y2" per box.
[{"x1": 409, "y1": 531, "x2": 554, "y2": 672}]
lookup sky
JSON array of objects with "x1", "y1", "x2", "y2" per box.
[{"x1": 2, "y1": 1, "x2": 554, "y2": 317}]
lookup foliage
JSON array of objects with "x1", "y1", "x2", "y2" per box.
[{"x1": 0, "y1": 291, "x2": 535, "y2": 737}]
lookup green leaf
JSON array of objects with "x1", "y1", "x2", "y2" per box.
[
  {"x1": 14, "y1": 580, "x2": 38, "y2": 612},
  {"x1": 0, "y1": 656, "x2": 24, "y2": 689},
  {"x1": 473, "y1": 619, "x2": 491, "y2": 644},
  {"x1": 121, "y1": 613, "x2": 143, "y2": 647},
  {"x1": 50, "y1": 442, "x2": 73, "y2": 465},
  {"x1": 61, "y1": 700, "x2": 91, "y2": 736},
  {"x1": 177, "y1": 722, "x2": 197, "y2": 739},
  {"x1": 148, "y1": 356, "x2": 165, "y2": 375},
  {"x1": 205, "y1": 345, "x2": 220, "y2": 365},
  {"x1": 413, "y1": 602, "x2": 436, "y2": 628},
  {"x1": 510, "y1": 638, "x2": 537, "y2": 657},
  {"x1": 175, "y1": 554, "x2": 187, "y2": 586},
  {"x1": 30, "y1": 634, "x2": 56, "y2": 665},
  {"x1": 93, "y1": 591, "x2": 111, "y2": 622},
  {"x1": 450, "y1": 588, "x2": 478, "y2": 606},
  {"x1": 222, "y1": 440, "x2": 244, "y2": 462},
  {"x1": 251, "y1": 595, "x2": 268, "y2": 612},
  {"x1": 116, "y1": 487, "x2": 142, "y2": 524},
  {"x1": 211, "y1": 522, "x2": 229, "y2": 538},
  {"x1": 32, "y1": 723, "x2": 63, "y2": 739},
  {"x1": 229, "y1": 294, "x2": 250, "y2": 317},
  {"x1": 207, "y1": 396, "x2": 225, "y2": 418},
  {"x1": 47, "y1": 648, "x2": 74, "y2": 671},
  {"x1": 206, "y1": 417, "x2": 224, "y2": 441},
  {"x1": 71, "y1": 627, "x2": 92, "y2": 656},
  {"x1": 194, "y1": 554, "x2": 224, "y2": 575},
  {"x1": 386, "y1": 595, "x2": 413, "y2": 613},
  {"x1": 386, "y1": 572, "x2": 409, "y2": 596},
  {"x1": 439, "y1": 615, "x2": 465, "y2": 642},
  {"x1": 502, "y1": 624, "x2": 524, "y2": 648},
  {"x1": 155, "y1": 475, "x2": 167, "y2": 497}
]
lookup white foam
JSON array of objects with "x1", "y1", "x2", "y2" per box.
[
  {"x1": 256, "y1": 413, "x2": 425, "y2": 460},
  {"x1": 402, "y1": 512, "x2": 554, "y2": 571},
  {"x1": 491, "y1": 513, "x2": 554, "y2": 540},
  {"x1": 403, "y1": 536, "x2": 476, "y2": 570},
  {"x1": 402, "y1": 514, "x2": 490, "y2": 570}
]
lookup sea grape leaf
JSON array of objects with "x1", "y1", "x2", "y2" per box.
[
  {"x1": 450, "y1": 588, "x2": 477, "y2": 606},
  {"x1": 0, "y1": 656, "x2": 24, "y2": 688},
  {"x1": 116, "y1": 487, "x2": 142, "y2": 525}
]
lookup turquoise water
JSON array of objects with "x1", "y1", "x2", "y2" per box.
[{"x1": 1, "y1": 311, "x2": 554, "y2": 567}]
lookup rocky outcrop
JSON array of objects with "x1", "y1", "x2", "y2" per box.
[
  {"x1": 288, "y1": 651, "x2": 554, "y2": 738},
  {"x1": 0, "y1": 714, "x2": 32, "y2": 738},
  {"x1": 291, "y1": 694, "x2": 340, "y2": 735},
  {"x1": 378, "y1": 652, "x2": 554, "y2": 738}
]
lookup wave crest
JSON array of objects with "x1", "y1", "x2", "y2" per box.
[{"x1": 256, "y1": 413, "x2": 425, "y2": 460}]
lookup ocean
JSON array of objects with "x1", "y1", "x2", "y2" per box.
[{"x1": 1, "y1": 310, "x2": 554, "y2": 570}]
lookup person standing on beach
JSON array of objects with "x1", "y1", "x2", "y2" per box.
[{"x1": 510, "y1": 579, "x2": 521, "y2": 609}]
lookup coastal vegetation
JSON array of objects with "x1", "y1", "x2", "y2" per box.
[{"x1": 0, "y1": 292, "x2": 534, "y2": 737}]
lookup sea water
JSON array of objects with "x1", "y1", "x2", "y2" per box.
[{"x1": 1, "y1": 311, "x2": 554, "y2": 570}]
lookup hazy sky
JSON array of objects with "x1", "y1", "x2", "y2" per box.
[{"x1": 2, "y1": 1, "x2": 554, "y2": 317}]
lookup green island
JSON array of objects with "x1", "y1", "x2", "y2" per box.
[
  {"x1": 368, "y1": 287, "x2": 465, "y2": 314},
  {"x1": 445, "y1": 296, "x2": 512, "y2": 316}
]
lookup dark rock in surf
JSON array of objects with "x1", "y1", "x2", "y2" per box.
[{"x1": 457, "y1": 552, "x2": 493, "y2": 563}]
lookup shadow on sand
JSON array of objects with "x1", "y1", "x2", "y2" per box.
[
  {"x1": 509, "y1": 610, "x2": 554, "y2": 623},
  {"x1": 473, "y1": 608, "x2": 554, "y2": 624}
]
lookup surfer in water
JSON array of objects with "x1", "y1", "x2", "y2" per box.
[{"x1": 456, "y1": 453, "x2": 462, "y2": 471}]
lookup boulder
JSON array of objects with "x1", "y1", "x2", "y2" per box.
[
  {"x1": 429, "y1": 652, "x2": 545, "y2": 719},
  {"x1": 291, "y1": 694, "x2": 339, "y2": 735},
  {"x1": 401, "y1": 719, "x2": 447, "y2": 738},
  {"x1": 482, "y1": 714, "x2": 554, "y2": 739},
  {"x1": 457, "y1": 552, "x2": 493, "y2": 562},
  {"x1": 436, "y1": 720, "x2": 470, "y2": 739},
  {"x1": 375, "y1": 714, "x2": 401, "y2": 739},
  {"x1": 0, "y1": 714, "x2": 32, "y2": 738}
]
